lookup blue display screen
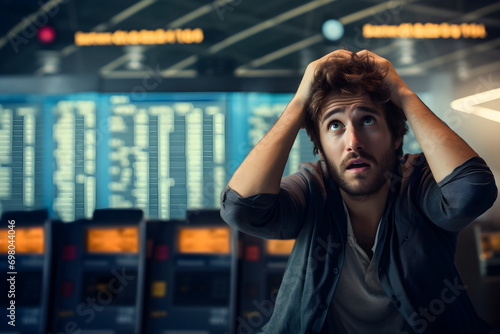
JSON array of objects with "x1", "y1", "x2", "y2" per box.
[{"x1": 0, "y1": 92, "x2": 316, "y2": 221}]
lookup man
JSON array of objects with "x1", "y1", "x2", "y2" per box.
[{"x1": 220, "y1": 50, "x2": 497, "y2": 333}]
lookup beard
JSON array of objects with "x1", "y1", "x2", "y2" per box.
[{"x1": 325, "y1": 146, "x2": 397, "y2": 199}]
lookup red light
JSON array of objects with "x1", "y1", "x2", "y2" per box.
[
  {"x1": 155, "y1": 245, "x2": 169, "y2": 261},
  {"x1": 245, "y1": 245, "x2": 260, "y2": 262},
  {"x1": 62, "y1": 245, "x2": 77, "y2": 261},
  {"x1": 37, "y1": 26, "x2": 56, "y2": 44}
]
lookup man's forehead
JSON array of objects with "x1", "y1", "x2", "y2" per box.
[{"x1": 320, "y1": 94, "x2": 383, "y2": 117}]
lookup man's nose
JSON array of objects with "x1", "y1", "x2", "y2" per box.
[{"x1": 346, "y1": 126, "x2": 363, "y2": 152}]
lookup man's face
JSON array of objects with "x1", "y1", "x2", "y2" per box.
[{"x1": 318, "y1": 94, "x2": 401, "y2": 198}]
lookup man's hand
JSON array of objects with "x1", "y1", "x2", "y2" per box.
[
  {"x1": 353, "y1": 50, "x2": 478, "y2": 182},
  {"x1": 295, "y1": 49, "x2": 353, "y2": 104},
  {"x1": 227, "y1": 49, "x2": 353, "y2": 196},
  {"x1": 356, "y1": 49, "x2": 413, "y2": 109}
]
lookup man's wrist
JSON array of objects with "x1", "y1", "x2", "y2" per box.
[{"x1": 396, "y1": 88, "x2": 417, "y2": 112}]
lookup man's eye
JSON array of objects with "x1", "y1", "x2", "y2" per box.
[
  {"x1": 329, "y1": 121, "x2": 343, "y2": 131},
  {"x1": 362, "y1": 116, "x2": 374, "y2": 125}
]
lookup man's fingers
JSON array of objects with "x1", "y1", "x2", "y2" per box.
[
  {"x1": 320, "y1": 49, "x2": 351, "y2": 62},
  {"x1": 357, "y1": 49, "x2": 384, "y2": 63}
]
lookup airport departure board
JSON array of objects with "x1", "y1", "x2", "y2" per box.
[
  {"x1": 0, "y1": 98, "x2": 44, "y2": 214},
  {"x1": 50, "y1": 95, "x2": 99, "y2": 222},
  {"x1": 107, "y1": 94, "x2": 227, "y2": 219},
  {"x1": 226, "y1": 93, "x2": 315, "y2": 177},
  {"x1": 244, "y1": 93, "x2": 315, "y2": 176},
  {"x1": 0, "y1": 92, "x2": 318, "y2": 221}
]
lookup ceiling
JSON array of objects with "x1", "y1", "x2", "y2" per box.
[{"x1": 0, "y1": 0, "x2": 499, "y2": 81}]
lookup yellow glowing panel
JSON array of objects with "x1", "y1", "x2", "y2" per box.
[
  {"x1": 488, "y1": 233, "x2": 500, "y2": 251},
  {"x1": 0, "y1": 229, "x2": 8, "y2": 253},
  {"x1": 266, "y1": 239, "x2": 295, "y2": 255},
  {"x1": 151, "y1": 281, "x2": 167, "y2": 298},
  {"x1": 178, "y1": 227, "x2": 230, "y2": 254},
  {"x1": 0, "y1": 227, "x2": 44, "y2": 254},
  {"x1": 86, "y1": 227, "x2": 138, "y2": 253},
  {"x1": 481, "y1": 232, "x2": 500, "y2": 259}
]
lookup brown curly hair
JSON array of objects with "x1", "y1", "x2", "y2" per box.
[{"x1": 304, "y1": 51, "x2": 408, "y2": 157}]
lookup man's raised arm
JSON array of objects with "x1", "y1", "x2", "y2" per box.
[
  {"x1": 362, "y1": 50, "x2": 479, "y2": 183},
  {"x1": 227, "y1": 50, "x2": 351, "y2": 197},
  {"x1": 227, "y1": 96, "x2": 305, "y2": 197}
]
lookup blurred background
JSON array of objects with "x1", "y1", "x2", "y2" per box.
[{"x1": 0, "y1": 0, "x2": 499, "y2": 333}]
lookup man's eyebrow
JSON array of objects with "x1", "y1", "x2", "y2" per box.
[
  {"x1": 321, "y1": 105, "x2": 381, "y2": 124},
  {"x1": 357, "y1": 106, "x2": 382, "y2": 115},
  {"x1": 321, "y1": 107, "x2": 343, "y2": 124}
]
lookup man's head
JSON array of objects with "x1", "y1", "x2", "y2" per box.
[{"x1": 304, "y1": 51, "x2": 408, "y2": 197}]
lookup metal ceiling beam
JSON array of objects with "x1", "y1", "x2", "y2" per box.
[
  {"x1": 466, "y1": 59, "x2": 500, "y2": 79},
  {"x1": 236, "y1": 0, "x2": 412, "y2": 72},
  {"x1": 396, "y1": 38, "x2": 500, "y2": 75},
  {"x1": 162, "y1": 0, "x2": 336, "y2": 75},
  {"x1": 406, "y1": 3, "x2": 500, "y2": 27}
]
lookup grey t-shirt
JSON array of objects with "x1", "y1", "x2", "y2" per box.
[{"x1": 329, "y1": 202, "x2": 408, "y2": 333}]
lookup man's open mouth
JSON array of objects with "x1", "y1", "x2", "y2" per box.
[{"x1": 346, "y1": 159, "x2": 371, "y2": 170}]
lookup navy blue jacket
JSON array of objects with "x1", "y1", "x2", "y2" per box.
[{"x1": 220, "y1": 154, "x2": 497, "y2": 334}]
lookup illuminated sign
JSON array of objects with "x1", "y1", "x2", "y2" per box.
[
  {"x1": 86, "y1": 227, "x2": 139, "y2": 253},
  {"x1": 0, "y1": 227, "x2": 44, "y2": 254},
  {"x1": 75, "y1": 28, "x2": 204, "y2": 46},
  {"x1": 177, "y1": 227, "x2": 230, "y2": 254},
  {"x1": 266, "y1": 239, "x2": 295, "y2": 255},
  {"x1": 363, "y1": 23, "x2": 487, "y2": 39}
]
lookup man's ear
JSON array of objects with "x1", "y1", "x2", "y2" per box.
[
  {"x1": 394, "y1": 137, "x2": 402, "y2": 150},
  {"x1": 318, "y1": 150, "x2": 325, "y2": 161}
]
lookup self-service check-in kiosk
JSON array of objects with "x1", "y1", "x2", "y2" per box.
[
  {"x1": 50, "y1": 209, "x2": 146, "y2": 334},
  {"x1": 142, "y1": 218, "x2": 182, "y2": 333},
  {"x1": 0, "y1": 209, "x2": 51, "y2": 334},
  {"x1": 235, "y1": 233, "x2": 295, "y2": 334},
  {"x1": 143, "y1": 209, "x2": 237, "y2": 334}
]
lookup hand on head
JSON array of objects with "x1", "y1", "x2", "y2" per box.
[{"x1": 296, "y1": 49, "x2": 411, "y2": 116}]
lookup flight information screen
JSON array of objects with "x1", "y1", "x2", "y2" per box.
[
  {"x1": 266, "y1": 239, "x2": 295, "y2": 255},
  {"x1": 86, "y1": 226, "x2": 139, "y2": 253},
  {"x1": 0, "y1": 227, "x2": 44, "y2": 254},
  {"x1": 0, "y1": 92, "x2": 319, "y2": 222},
  {"x1": 107, "y1": 94, "x2": 227, "y2": 219},
  {"x1": 0, "y1": 98, "x2": 44, "y2": 213},
  {"x1": 177, "y1": 226, "x2": 231, "y2": 254}
]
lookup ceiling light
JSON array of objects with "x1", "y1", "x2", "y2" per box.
[
  {"x1": 322, "y1": 19, "x2": 344, "y2": 41},
  {"x1": 450, "y1": 88, "x2": 500, "y2": 123}
]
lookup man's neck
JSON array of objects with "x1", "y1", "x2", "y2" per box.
[
  {"x1": 340, "y1": 183, "x2": 390, "y2": 225},
  {"x1": 340, "y1": 184, "x2": 390, "y2": 257}
]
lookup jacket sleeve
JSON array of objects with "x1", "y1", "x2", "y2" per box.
[
  {"x1": 220, "y1": 166, "x2": 313, "y2": 240},
  {"x1": 415, "y1": 155, "x2": 497, "y2": 231}
]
